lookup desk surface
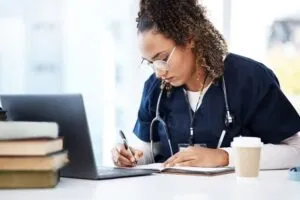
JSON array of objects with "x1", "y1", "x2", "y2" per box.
[{"x1": 0, "y1": 170, "x2": 299, "y2": 200}]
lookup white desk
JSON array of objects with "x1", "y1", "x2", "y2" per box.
[{"x1": 0, "y1": 170, "x2": 299, "y2": 200}]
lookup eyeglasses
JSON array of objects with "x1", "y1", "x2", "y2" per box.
[{"x1": 140, "y1": 47, "x2": 176, "y2": 73}]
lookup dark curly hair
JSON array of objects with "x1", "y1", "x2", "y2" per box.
[{"x1": 136, "y1": 0, "x2": 228, "y2": 80}]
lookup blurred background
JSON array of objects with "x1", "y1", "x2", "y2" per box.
[{"x1": 0, "y1": 0, "x2": 299, "y2": 167}]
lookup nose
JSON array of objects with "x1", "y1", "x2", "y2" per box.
[{"x1": 155, "y1": 69, "x2": 168, "y2": 79}]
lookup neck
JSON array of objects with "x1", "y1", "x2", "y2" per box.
[{"x1": 185, "y1": 70, "x2": 209, "y2": 92}]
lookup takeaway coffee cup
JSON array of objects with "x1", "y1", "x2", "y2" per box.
[{"x1": 231, "y1": 137, "x2": 263, "y2": 178}]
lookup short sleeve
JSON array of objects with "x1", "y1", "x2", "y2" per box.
[
  {"x1": 133, "y1": 74, "x2": 161, "y2": 142},
  {"x1": 247, "y1": 69, "x2": 300, "y2": 144}
]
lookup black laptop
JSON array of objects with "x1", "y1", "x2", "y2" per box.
[{"x1": 0, "y1": 94, "x2": 154, "y2": 180}]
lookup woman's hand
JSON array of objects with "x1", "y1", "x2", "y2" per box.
[
  {"x1": 163, "y1": 147, "x2": 229, "y2": 167},
  {"x1": 111, "y1": 143, "x2": 143, "y2": 167}
]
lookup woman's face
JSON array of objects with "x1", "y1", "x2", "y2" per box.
[{"x1": 138, "y1": 30, "x2": 196, "y2": 87}]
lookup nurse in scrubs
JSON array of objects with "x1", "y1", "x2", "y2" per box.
[{"x1": 111, "y1": 0, "x2": 300, "y2": 169}]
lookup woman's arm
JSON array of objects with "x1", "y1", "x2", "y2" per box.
[
  {"x1": 132, "y1": 132, "x2": 300, "y2": 168},
  {"x1": 222, "y1": 132, "x2": 300, "y2": 169},
  {"x1": 130, "y1": 130, "x2": 300, "y2": 168}
]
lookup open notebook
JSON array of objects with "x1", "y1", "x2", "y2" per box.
[{"x1": 130, "y1": 163, "x2": 234, "y2": 176}]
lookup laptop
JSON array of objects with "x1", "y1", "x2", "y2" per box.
[{"x1": 0, "y1": 94, "x2": 154, "y2": 180}]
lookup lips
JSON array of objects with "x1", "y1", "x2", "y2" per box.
[{"x1": 164, "y1": 77, "x2": 174, "y2": 82}]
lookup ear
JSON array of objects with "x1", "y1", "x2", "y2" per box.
[{"x1": 186, "y1": 35, "x2": 195, "y2": 49}]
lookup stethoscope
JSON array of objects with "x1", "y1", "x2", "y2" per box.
[{"x1": 149, "y1": 75, "x2": 234, "y2": 163}]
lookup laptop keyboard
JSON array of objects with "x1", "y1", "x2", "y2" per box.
[
  {"x1": 97, "y1": 167, "x2": 137, "y2": 175},
  {"x1": 97, "y1": 167, "x2": 154, "y2": 178},
  {"x1": 97, "y1": 168, "x2": 119, "y2": 175}
]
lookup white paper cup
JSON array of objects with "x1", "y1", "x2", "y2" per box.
[{"x1": 231, "y1": 137, "x2": 263, "y2": 178}]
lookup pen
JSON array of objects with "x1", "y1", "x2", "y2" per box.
[
  {"x1": 217, "y1": 130, "x2": 226, "y2": 148},
  {"x1": 119, "y1": 130, "x2": 137, "y2": 164}
]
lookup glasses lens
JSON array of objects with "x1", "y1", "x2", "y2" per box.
[
  {"x1": 153, "y1": 60, "x2": 168, "y2": 72},
  {"x1": 140, "y1": 60, "x2": 154, "y2": 70}
]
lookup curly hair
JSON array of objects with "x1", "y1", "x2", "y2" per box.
[{"x1": 136, "y1": 0, "x2": 228, "y2": 80}]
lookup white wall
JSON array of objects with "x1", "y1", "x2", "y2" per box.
[
  {"x1": 62, "y1": 0, "x2": 117, "y2": 166},
  {"x1": 0, "y1": 19, "x2": 26, "y2": 93},
  {"x1": 0, "y1": 0, "x2": 64, "y2": 94},
  {"x1": 23, "y1": 0, "x2": 63, "y2": 93}
]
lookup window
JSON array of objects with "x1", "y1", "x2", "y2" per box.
[{"x1": 230, "y1": 0, "x2": 300, "y2": 113}]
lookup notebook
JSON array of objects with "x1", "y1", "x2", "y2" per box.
[{"x1": 132, "y1": 163, "x2": 234, "y2": 176}]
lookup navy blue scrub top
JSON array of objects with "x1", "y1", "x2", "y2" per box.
[{"x1": 133, "y1": 53, "x2": 300, "y2": 162}]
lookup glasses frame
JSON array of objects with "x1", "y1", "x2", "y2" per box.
[{"x1": 141, "y1": 46, "x2": 176, "y2": 73}]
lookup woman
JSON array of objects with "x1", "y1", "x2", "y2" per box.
[{"x1": 111, "y1": 0, "x2": 300, "y2": 168}]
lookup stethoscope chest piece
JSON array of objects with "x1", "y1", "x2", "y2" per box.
[{"x1": 225, "y1": 111, "x2": 234, "y2": 128}]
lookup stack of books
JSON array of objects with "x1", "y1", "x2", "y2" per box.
[{"x1": 0, "y1": 121, "x2": 69, "y2": 189}]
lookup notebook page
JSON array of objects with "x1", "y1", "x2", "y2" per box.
[
  {"x1": 133, "y1": 163, "x2": 164, "y2": 171},
  {"x1": 166, "y1": 166, "x2": 233, "y2": 172}
]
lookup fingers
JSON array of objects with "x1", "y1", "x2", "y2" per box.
[
  {"x1": 111, "y1": 144, "x2": 144, "y2": 167},
  {"x1": 164, "y1": 152, "x2": 179, "y2": 165},
  {"x1": 164, "y1": 152, "x2": 184, "y2": 167},
  {"x1": 164, "y1": 151, "x2": 195, "y2": 167},
  {"x1": 130, "y1": 147, "x2": 143, "y2": 160},
  {"x1": 118, "y1": 155, "x2": 134, "y2": 167},
  {"x1": 116, "y1": 144, "x2": 132, "y2": 160},
  {"x1": 166, "y1": 156, "x2": 194, "y2": 167},
  {"x1": 164, "y1": 151, "x2": 185, "y2": 164},
  {"x1": 111, "y1": 145, "x2": 134, "y2": 167},
  {"x1": 175, "y1": 160, "x2": 197, "y2": 167}
]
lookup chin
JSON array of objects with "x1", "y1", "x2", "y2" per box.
[{"x1": 169, "y1": 80, "x2": 184, "y2": 87}]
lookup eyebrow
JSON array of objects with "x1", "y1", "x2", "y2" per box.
[
  {"x1": 142, "y1": 50, "x2": 168, "y2": 63},
  {"x1": 151, "y1": 51, "x2": 166, "y2": 60}
]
